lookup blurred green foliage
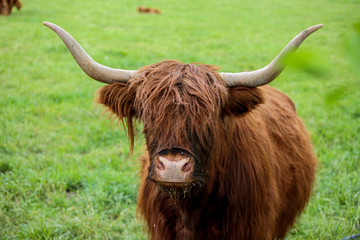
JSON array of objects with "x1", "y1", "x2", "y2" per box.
[
  {"x1": 344, "y1": 21, "x2": 360, "y2": 72},
  {"x1": 284, "y1": 50, "x2": 331, "y2": 77},
  {"x1": 325, "y1": 21, "x2": 360, "y2": 105}
]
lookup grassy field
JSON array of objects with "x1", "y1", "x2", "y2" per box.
[{"x1": 0, "y1": 0, "x2": 359, "y2": 239}]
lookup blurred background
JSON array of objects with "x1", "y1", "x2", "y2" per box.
[{"x1": 0, "y1": 0, "x2": 359, "y2": 239}]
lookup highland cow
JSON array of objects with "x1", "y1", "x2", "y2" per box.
[{"x1": 44, "y1": 22, "x2": 322, "y2": 240}]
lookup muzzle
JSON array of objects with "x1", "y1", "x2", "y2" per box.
[{"x1": 149, "y1": 148, "x2": 195, "y2": 184}]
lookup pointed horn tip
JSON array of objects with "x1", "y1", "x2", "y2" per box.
[
  {"x1": 43, "y1": 21, "x2": 59, "y2": 31},
  {"x1": 305, "y1": 24, "x2": 324, "y2": 34},
  {"x1": 43, "y1": 21, "x2": 52, "y2": 27},
  {"x1": 42, "y1": 21, "x2": 61, "y2": 31}
]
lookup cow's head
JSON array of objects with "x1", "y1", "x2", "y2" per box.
[
  {"x1": 43, "y1": 22, "x2": 322, "y2": 188},
  {"x1": 96, "y1": 61, "x2": 234, "y2": 187}
]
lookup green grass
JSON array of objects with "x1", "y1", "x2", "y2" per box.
[{"x1": 0, "y1": 0, "x2": 359, "y2": 239}]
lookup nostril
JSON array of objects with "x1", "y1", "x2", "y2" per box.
[
  {"x1": 156, "y1": 159, "x2": 165, "y2": 171},
  {"x1": 182, "y1": 161, "x2": 192, "y2": 173}
]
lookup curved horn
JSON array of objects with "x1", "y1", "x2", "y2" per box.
[
  {"x1": 220, "y1": 24, "x2": 323, "y2": 88},
  {"x1": 43, "y1": 21, "x2": 135, "y2": 84}
]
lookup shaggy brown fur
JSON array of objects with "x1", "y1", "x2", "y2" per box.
[
  {"x1": 97, "y1": 60, "x2": 317, "y2": 240},
  {"x1": 0, "y1": 0, "x2": 22, "y2": 16}
]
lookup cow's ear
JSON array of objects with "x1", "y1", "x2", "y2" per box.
[
  {"x1": 97, "y1": 83, "x2": 136, "y2": 119},
  {"x1": 225, "y1": 87, "x2": 264, "y2": 116},
  {"x1": 97, "y1": 83, "x2": 137, "y2": 153}
]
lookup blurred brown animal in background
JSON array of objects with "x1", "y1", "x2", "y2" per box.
[
  {"x1": 137, "y1": 6, "x2": 161, "y2": 15},
  {"x1": 0, "y1": 0, "x2": 22, "y2": 16}
]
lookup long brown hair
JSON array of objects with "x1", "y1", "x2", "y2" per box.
[{"x1": 97, "y1": 60, "x2": 316, "y2": 240}]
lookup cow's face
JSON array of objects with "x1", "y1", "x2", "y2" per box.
[
  {"x1": 133, "y1": 61, "x2": 228, "y2": 187},
  {"x1": 98, "y1": 61, "x2": 263, "y2": 188}
]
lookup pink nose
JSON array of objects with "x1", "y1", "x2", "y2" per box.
[{"x1": 155, "y1": 156, "x2": 194, "y2": 183}]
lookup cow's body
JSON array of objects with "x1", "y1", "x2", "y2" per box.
[
  {"x1": 96, "y1": 61, "x2": 317, "y2": 240},
  {"x1": 135, "y1": 84, "x2": 316, "y2": 240}
]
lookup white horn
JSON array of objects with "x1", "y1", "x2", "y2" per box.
[
  {"x1": 43, "y1": 21, "x2": 136, "y2": 84},
  {"x1": 221, "y1": 24, "x2": 323, "y2": 87}
]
